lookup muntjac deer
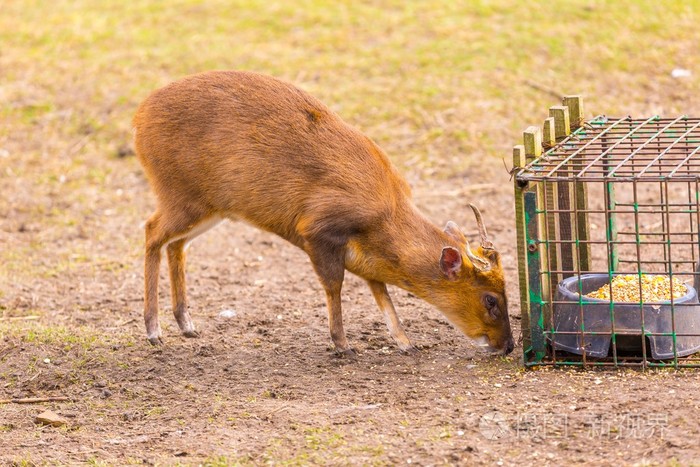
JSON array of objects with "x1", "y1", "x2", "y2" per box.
[{"x1": 133, "y1": 71, "x2": 514, "y2": 356}]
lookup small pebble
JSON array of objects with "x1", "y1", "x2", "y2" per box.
[
  {"x1": 672, "y1": 68, "x2": 692, "y2": 78},
  {"x1": 35, "y1": 410, "x2": 67, "y2": 427},
  {"x1": 218, "y1": 309, "x2": 237, "y2": 318}
]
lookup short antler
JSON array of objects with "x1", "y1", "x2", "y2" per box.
[
  {"x1": 469, "y1": 204, "x2": 495, "y2": 250},
  {"x1": 465, "y1": 239, "x2": 491, "y2": 272}
]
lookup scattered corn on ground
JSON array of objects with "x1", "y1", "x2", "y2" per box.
[{"x1": 586, "y1": 274, "x2": 687, "y2": 302}]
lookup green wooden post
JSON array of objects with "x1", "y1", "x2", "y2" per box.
[
  {"x1": 524, "y1": 125, "x2": 555, "y2": 341},
  {"x1": 513, "y1": 145, "x2": 531, "y2": 353},
  {"x1": 526, "y1": 125, "x2": 559, "y2": 294},
  {"x1": 525, "y1": 190, "x2": 546, "y2": 362}
]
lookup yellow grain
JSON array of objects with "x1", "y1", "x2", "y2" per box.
[{"x1": 586, "y1": 274, "x2": 686, "y2": 302}]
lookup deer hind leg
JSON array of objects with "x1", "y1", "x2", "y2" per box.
[
  {"x1": 367, "y1": 280, "x2": 416, "y2": 353},
  {"x1": 166, "y1": 239, "x2": 196, "y2": 337},
  {"x1": 166, "y1": 216, "x2": 222, "y2": 338},
  {"x1": 144, "y1": 212, "x2": 167, "y2": 345},
  {"x1": 143, "y1": 207, "x2": 216, "y2": 345}
]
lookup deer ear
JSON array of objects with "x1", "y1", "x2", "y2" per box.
[
  {"x1": 444, "y1": 221, "x2": 466, "y2": 244},
  {"x1": 440, "y1": 246, "x2": 462, "y2": 280}
]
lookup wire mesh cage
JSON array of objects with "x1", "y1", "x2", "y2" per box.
[{"x1": 513, "y1": 97, "x2": 700, "y2": 368}]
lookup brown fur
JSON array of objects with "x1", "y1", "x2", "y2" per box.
[{"x1": 133, "y1": 70, "x2": 514, "y2": 354}]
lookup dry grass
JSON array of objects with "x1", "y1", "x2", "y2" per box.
[{"x1": 2, "y1": 0, "x2": 700, "y2": 281}]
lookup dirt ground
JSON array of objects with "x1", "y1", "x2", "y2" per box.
[{"x1": 2, "y1": 156, "x2": 700, "y2": 465}]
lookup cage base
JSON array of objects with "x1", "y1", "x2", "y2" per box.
[
  {"x1": 551, "y1": 334, "x2": 700, "y2": 360},
  {"x1": 552, "y1": 274, "x2": 700, "y2": 360}
]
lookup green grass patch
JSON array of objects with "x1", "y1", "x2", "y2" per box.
[{"x1": 1, "y1": 322, "x2": 133, "y2": 351}]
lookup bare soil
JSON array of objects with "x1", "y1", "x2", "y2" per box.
[{"x1": 2, "y1": 158, "x2": 700, "y2": 466}]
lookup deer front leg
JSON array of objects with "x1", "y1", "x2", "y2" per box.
[
  {"x1": 322, "y1": 280, "x2": 354, "y2": 356},
  {"x1": 367, "y1": 280, "x2": 417, "y2": 353},
  {"x1": 306, "y1": 240, "x2": 355, "y2": 357}
]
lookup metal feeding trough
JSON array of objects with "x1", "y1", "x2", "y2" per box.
[{"x1": 552, "y1": 274, "x2": 700, "y2": 359}]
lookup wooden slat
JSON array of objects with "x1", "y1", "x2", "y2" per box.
[
  {"x1": 563, "y1": 95, "x2": 584, "y2": 130},
  {"x1": 543, "y1": 117, "x2": 555, "y2": 149},
  {"x1": 513, "y1": 144, "x2": 531, "y2": 352},
  {"x1": 549, "y1": 106, "x2": 570, "y2": 140},
  {"x1": 523, "y1": 126, "x2": 542, "y2": 160},
  {"x1": 576, "y1": 181, "x2": 592, "y2": 271},
  {"x1": 564, "y1": 96, "x2": 591, "y2": 270}
]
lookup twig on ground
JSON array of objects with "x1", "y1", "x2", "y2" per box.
[
  {"x1": 263, "y1": 404, "x2": 292, "y2": 419},
  {"x1": 414, "y1": 183, "x2": 498, "y2": 198},
  {"x1": 523, "y1": 80, "x2": 563, "y2": 100},
  {"x1": 0, "y1": 315, "x2": 40, "y2": 321},
  {"x1": 0, "y1": 396, "x2": 70, "y2": 404},
  {"x1": 330, "y1": 403, "x2": 383, "y2": 415},
  {"x1": 116, "y1": 318, "x2": 137, "y2": 327}
]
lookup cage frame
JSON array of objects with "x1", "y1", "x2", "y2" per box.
[{"x1": 513, "y1": 97, "x2": 700, "y2": 369}]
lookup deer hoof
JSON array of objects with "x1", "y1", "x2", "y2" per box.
[
  {"x1": 400, "y1": 345, "x2": 420, "y2": 355},
  {"x1": 335, "y1": 347, "x2": 357, "y2": 358},
  {"x1": 147, "y1": 336, "x2": 163, "y2": 346}
]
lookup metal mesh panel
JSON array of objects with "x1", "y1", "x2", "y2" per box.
[{"x1": 519, "y1": 116, "x2": 700, "y2": 182}]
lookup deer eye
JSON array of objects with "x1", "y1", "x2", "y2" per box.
[{"x1": 483, "y1": 294, "x2": 499, "y2": 318}]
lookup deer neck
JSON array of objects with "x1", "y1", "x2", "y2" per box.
[{"x1": 345, "y1": 203, "x2": 455, "y2": 299}]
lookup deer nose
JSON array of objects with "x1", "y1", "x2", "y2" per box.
[{"x1": 503, "y1": 337, "x2": 515, "y2": 355}]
